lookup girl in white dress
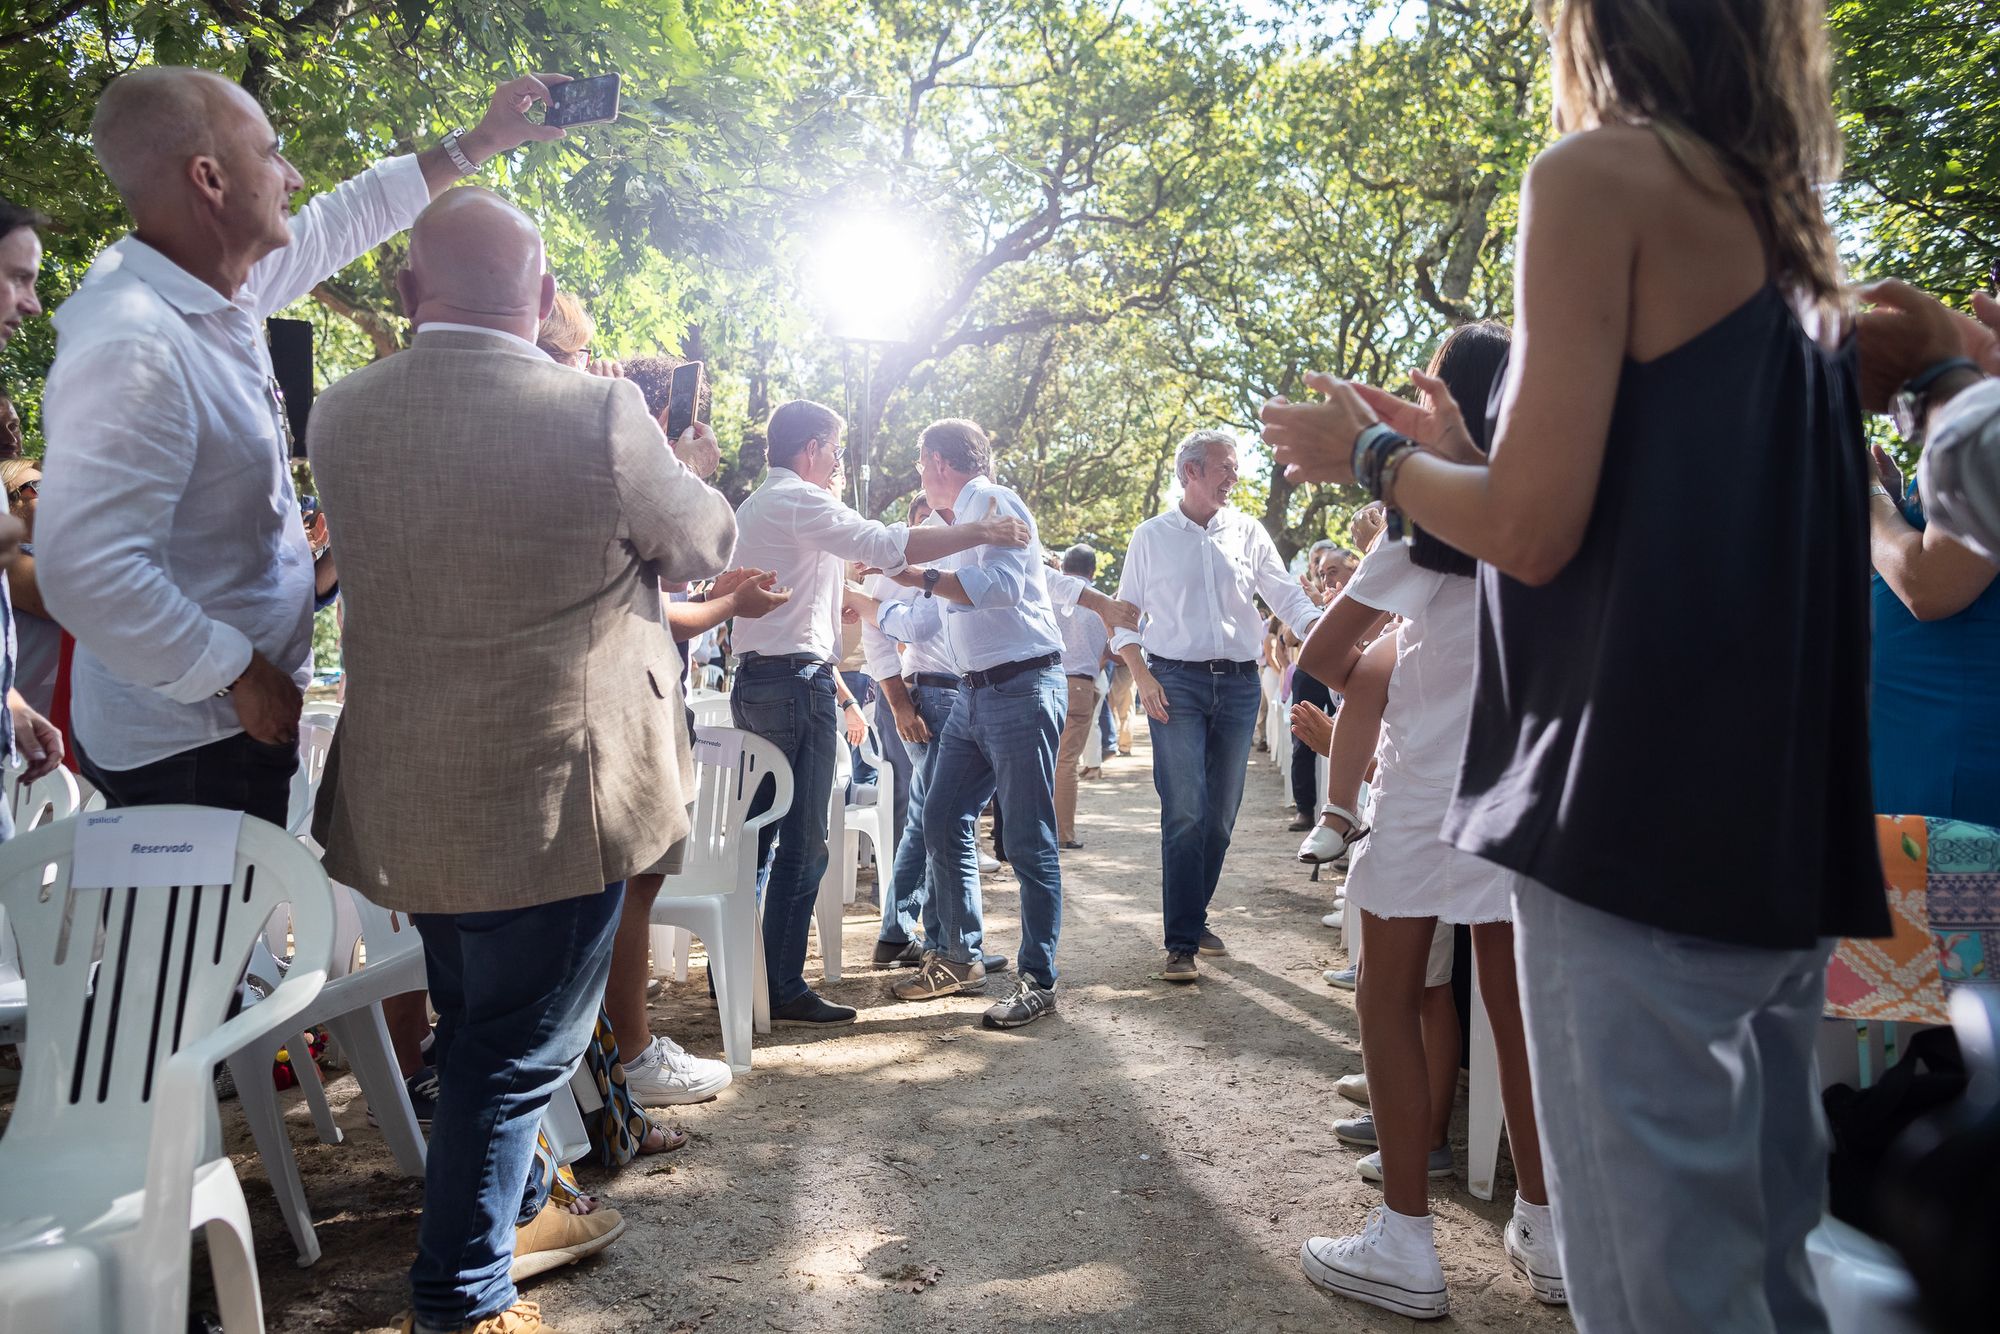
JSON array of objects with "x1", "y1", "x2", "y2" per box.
[{"x1": 1291, "y1": 323, "x2": 1559, "y2": 1319}]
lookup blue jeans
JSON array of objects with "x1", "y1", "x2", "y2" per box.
[
  {"x1": 1146, "y1": 663, "x2": 1261, "y2": 954},
  {"x1": 879, "y1": 681, "x2": 960, "y2": 946},
  {"x1": 408, "y1": 885, "x2": 624, "y2": 1329},
  {"x1": 732, "y1": 658, "x2": 838, "y2": 1007},
  {"x1": 1097, "y1": 679, "x2": 1117, "y2": 755},
  {"x1": 923, "y1": 666, "x2": 1066, "y2": 988}
]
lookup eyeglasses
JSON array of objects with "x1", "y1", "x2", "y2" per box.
[{"x1": 8, "y1": 479, "x2": 38, "y2": 502}]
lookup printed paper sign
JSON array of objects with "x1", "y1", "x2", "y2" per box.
[
  {"x1": 693, "y1": 726, "x2": 743, "y2": 771},
  {"x1": 71, "y1": 808, "x2": 246, "y2": 890}
]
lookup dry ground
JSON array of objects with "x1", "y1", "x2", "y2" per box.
[{"x1": 211, "y1": 733, "x2": 1574, "y2": 1334}]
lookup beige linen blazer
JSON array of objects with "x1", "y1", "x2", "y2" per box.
[{"x1": 307, "y1": 328, "x2": 735, "y2": 914}]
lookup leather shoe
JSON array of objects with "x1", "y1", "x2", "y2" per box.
[
  {"x1": 395, "y1": 1299, "x2": 559, "y2": 1333},
  {"x1": 509, "y1": 1202, "x2": 625, "y2": 1283},
  {"x1": 873, "y1": 939, "x2": 924, "y2": 967}
]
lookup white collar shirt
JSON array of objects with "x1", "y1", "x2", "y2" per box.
[
  {"x1": 728, "y1": 467, "x2": 911, "y2": 663},
  {"x1": 1112, "y1": 504, "x2": 1322, "y2": 662},
  {"x1": 37, "y1": 155, "x2": 431, "y2": 769},
  {"x1": 1057, "y1": 593, "x2": 1110, "y2": 676},
  {"x1": 414, "y1": 321, "x2": 544, "y2": 356},
  {"x1": 860, "y1": 515, "x2": 960, "y2": 679}
]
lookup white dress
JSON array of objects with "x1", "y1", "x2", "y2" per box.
[{"x1": 1341, "y1": 540, "x2": 1513, "y2": 924}]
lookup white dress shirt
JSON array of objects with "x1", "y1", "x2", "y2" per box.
[
  {"x1": 1919, "y1": 377, "x2": 2000, "y2": 563},
  {"x1": 1058, "y1": 596, "x2": 1110, "y2": 676},
  {"x1": 38, "y1": 155, "x2": 431, "y2": 769},
  {"x1": 877, "y1": 477, "x2": 1061, "y2": 675},
  {"x1": 860, "y1": 516, "x2": 960, "y2": 680},
  {"x1": 1112, "y1": 504, "x2": 1322, "y2": 663},
  {"x1": 729, "y1": 467, "x2": 910, "y2": 663}
]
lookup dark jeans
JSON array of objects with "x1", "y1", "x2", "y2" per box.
[
  {"x1": 1097, "y1": 682, "x2": 1117, "y2": 756},
  {"x1": 81, "y1": 729, "x2": 299, "y2": 826},
  {"x1": 1289, "y1": 666, "x2": 1334, "y2": 819},
  {"x1": 924, "y1": 667, "x2": 1066, "y2": 989},
  {"x1": 879, "y1": 681, "x2": 959, "y2": 946},
  {"x1": 732, "y1": 658, "x2": 838, "y2": 1007},
  {"x1": 1146, "y1": 664, "x2": 1261, "y2": 953},
  {"x1": 408, "y1": 884, "x2": 624, "y2": 1329}
]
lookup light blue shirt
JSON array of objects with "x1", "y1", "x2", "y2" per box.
[{"x1": 880, "y1": 477, "x2": 1062, "y2": 675}]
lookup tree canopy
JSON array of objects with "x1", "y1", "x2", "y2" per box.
[{"x1": 2, "y1": 0, "x2": 1992, "y2": 565}]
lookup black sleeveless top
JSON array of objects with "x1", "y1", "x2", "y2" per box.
[{"x1": 1443, "y1": 286, "x2": 1890, "y2": 948}]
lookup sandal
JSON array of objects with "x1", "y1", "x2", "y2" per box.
[
  {"x1": 635, "y1": 1107, "x2": 688, "y2": 1156},
  {"x1": 1298, "y1": 803, "x2": 1369, "y2": 865}
]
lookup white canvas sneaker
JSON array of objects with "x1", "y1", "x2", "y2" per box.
[
  {"x1": 1333, "y1": 1072, "x2": 1369, "y2": 1106},
  {"x1": 1300, "y1": 1207, "x2": 1449, "y2": 1320},
  {"x1": 622, "y1": 1034, "x2": 732, "y2": 1106},
  {"x1": 1506, "y1": 1203, "x2": 1567, "y2": 1305}
]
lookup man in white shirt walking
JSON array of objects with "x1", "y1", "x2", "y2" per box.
[
  {"x1": 872, "y1": 418, "x2": 1070, "y2": 1029},
  {"x1": 1115, "y1": 430, "x2": 1324, "y2": 982},
  {"x1": 730, "y1": 401, "x2": 1028, "y2": 1026},
  {"x1": 38, "y1": 65, "x2": 564, "y2": 824}
]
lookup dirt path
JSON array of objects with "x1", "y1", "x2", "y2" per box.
[{"x1": 240, "y1": 734, "x2": 1573, "y2": 1334}]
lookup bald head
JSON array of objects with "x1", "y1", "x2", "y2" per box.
[
  {"x1": 92, "y1": 67, "x2": 251, "y2": 208},
  {"x1": 400, "y1": 188, "x2": 553, "y2": 338}
]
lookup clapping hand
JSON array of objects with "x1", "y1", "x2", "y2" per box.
[
  {"x1": 1259, "y1": 373, "x2": 1382, "y2": 486},
  {"x1": 713, "y1": 567, "x2": 789, "y2": 619},
  {"x1": 1349, "y1": 370, "x2": 1483, "y2": 466},
  {"x1": 1290, "y1": 700, "x2": 1333, "y2": 759},
  {"x1": 1854, "y1": 280, "x2": 1995, "y2": 414}
]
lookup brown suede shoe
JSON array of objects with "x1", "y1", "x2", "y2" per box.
[
  {"x1": 394, "y1": 1299, "x2": 558, "y2": 1333},
  {"x1": 508, "y1": 1201, "x2": 626, "y2": 1283}
]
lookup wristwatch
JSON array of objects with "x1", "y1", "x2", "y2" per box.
[
  {"x1": 922, "y1": 568, "x2": 942, "y2": 598},
  {"x1": 440, "y1": 128, "x2": 477, "y2": 175},
  {"x1": 1893, "y1": 357, "x2": 1979, "y2": 443}
]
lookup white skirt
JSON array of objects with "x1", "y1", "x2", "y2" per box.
[{"x1": 1344, "y1": 769, "x2": 1513, "y2": 924}]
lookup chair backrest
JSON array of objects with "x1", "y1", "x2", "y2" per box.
[
  {"x1": 667, "y1": 727, "x2": 792, "y2": 890},
  {"x1": 0, "y1": 808, "x2": 334, "y2": 1175},
  {"x1": 286, "y1": 718, "x2": 337, "y2": 836},
  {"x1": 344, "y1": 879, "x2": 423, "y2": 972},
  {"x1": 7, "y1": 765, "x2": 81, "y2": 834},
  {"x1": 689, "y1": 690, "x2": 732, "y2": 728}
]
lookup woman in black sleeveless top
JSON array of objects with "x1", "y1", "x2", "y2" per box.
[{"x1": 1262, "y1": 3, "x2": 1888, "y2": 1331}]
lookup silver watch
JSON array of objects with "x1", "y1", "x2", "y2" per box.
[{"x1": 440, "y1": 128, "x2": 477, "y2": 175}]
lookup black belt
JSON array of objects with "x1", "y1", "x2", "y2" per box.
[
  {"x1": 1067, "y1": 672, "x2": 1097, "y2": 681},
  {"x1": 1148, "y1": 655, "x2": 1259, "y2": 677},
  {"x1": 739, "y1": 653, "x2": 830, "y2": 672},
  {"x1": 962, "y1": 653, "x2": 1061, "y2": 690},
  {"x1": 906, "y1": 672, "x2": 963, "y2": 691}
]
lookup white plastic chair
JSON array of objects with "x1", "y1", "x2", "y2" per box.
[
  {"x1": 1465, "y1": 966, "x2": 1502, "y2": 1201},
  {"x1": 840, "y1": 721, "x2": 897, "y2": 918},
  {"x1": 649, "y1": 725, "x2": 789, "y2": 1072},
  {"x1": 285, "y1": 717, "x2": 336, "y2": 839},
  {"x1": 688, "y1": 689, "x2": 731, "y2": 728},
  {"x1": 229, "y1": 881, "x2": 429, "y2": 1265},
  {"x1": 0, "y1": 765, "x2": 86, "y2": 1045},
  {"x1": 0, "y1": 808, "x2": 334, "y2": 1334},
  {"x1": 813, "y1": 735, "x2": 852, "y2": 981}
]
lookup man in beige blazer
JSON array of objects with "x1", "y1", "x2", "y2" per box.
[{"x1": 308, "y1": 187, "x2": 734, "y2": 1334}]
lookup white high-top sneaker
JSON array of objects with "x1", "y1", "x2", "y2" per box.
[
  {"x1": 1300, "y1": 1205, "x2": 1449, "y2": 1319},
  {"x1": 622, "y1": 1034, "x2": 732, "y2": 1106},
  {"x1": 1505, "y1": 1198, "x2": 1567, "y2": 1305}
]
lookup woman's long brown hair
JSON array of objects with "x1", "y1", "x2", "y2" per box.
[{"x1": 1539, "y1": 0, "x2": 1846, "y2": 324}]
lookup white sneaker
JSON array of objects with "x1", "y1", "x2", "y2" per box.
[
  {"x1": 1334, "y1": 1072, "x2": 1369, "y2": 1106},
  {"x1": 977, "y1": 852, "x2": 1001, "y2": 874},
  {"x1": 1506, "y1": 1204, "x2": 1567, "y2": 1305},
  {"x1": 1320, "y1": 909, "x2": 1345, "y2": 928},
  {"x1": 1299, "y1": 1207, "x2": 1449, "y2": 1319},
  {"x1": 622, "y1": 1034, "x2": 732, "y2": 1106},
  {"x1": 1324, "y1": 965, "x2": 1357, "y2": 990}
]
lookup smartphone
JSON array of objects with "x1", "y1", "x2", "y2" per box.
[
  {"x1": 666, "y1": 360, "x2": 706, "y2": 440},
  {"x1": 545, "y1": 73, "x2": 621, "y2": 128}
]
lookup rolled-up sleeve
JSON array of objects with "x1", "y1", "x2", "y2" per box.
[
  {"x1": 607, "y1": 381, "x2": 737, "y2": 581},
  {"x1": 879, "y1": 594, "x2": 944, "y2": 647},
  {"x1": 39, "y1": 339, "x2": 256, "y2": 702},
  {"x1": 1920, "y1": 379, "x2": 2000, "y2": 563},
  {"x1": 246, "y1": 155, "x2": 431, "y2": 318},
  {"x1": 860, "y1": 574, "x2": 909, "y2": 678},
  {"x1": 950, "y1": 489, "x2": 1035, "y2": 611},
  {"x1": 1109, "y1": 528, "x2": 1149, "y2": 654},
  {"x1": 1251, "y1": 523, "x2": 1323, "y2": 637}
]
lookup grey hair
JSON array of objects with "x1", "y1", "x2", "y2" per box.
[
  {"x1": 1174, "y1": 429, "x2": 1237, "y2": 486},
  {"x1": 91, "y1": 67, "x2": 237, "y2": 208},
  {"x1": 1309, "y1": 538, "x2": 1337, "y2": 554}
]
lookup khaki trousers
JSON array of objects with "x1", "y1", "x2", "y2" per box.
[
  {"x1": 1108, "y1": 665, "x2": 1135, "y2": 753},
  {"x1": 1055, "y1": 675, "x2": 1100, "y2": 843}
]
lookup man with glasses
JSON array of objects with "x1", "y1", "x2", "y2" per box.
[{"x1": 729, "y1": 399, "x2": 1031, "y2": 1026}]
